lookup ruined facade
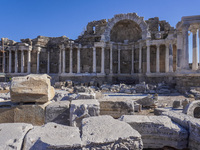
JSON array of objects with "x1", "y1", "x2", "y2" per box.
[{"x1": 0, "y1": 13, "x2": 200, "y2": 84}]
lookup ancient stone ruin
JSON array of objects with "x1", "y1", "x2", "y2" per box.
[{"x1": 0, "y1": 12, "x2": 200, "y2": 150}]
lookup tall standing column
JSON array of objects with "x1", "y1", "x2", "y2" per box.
[
  {"x1": 93, "y1": 47, "x2": 96, "y2": 73},
  {"x1": 58, "y1": 48, "x2": 62, "y2": 74},
  {"x1": 1, "y1": 38, "x2": 5, "y2": 73},
  {"x1": 9, "y1": 50, "x2": 12, "y2": 73},
  {"x1": 36, "y1": 47, "x2": 41, "y2": 74},
  {"x1": 177, "y1": 31, "x2": 183, "y2": 70},
  {"x1": 118, "y1": 44, "x2": 121, "y2": 74},
  {"x1": 69, "y1": 45, "x2": 73, "y2": 74},
  {"x1": 21, "y1": 50, "x2": 24, "y2": 73},
  {"x1": 139, "y1": 43, "x2": 142, "y2": 73},
  {"x1": 14, "y1": 50, "x2": 18, "y2": 73},
  {"x1": 27, "y1": 48, "x2": 31, "y2": 73},
  {"x1": 47, "y1": 50, "x2": 50, "y2": 74},
  {"x1": 62, "y1": 48, "x2": 66, "y2": 73},
  {"x1": 131, "y1": 45, "x2": 134, "y2": 74},
  {"x1": 110, "y1": 43, "x2": 113, "y2": 74},
  {"x1": 101, "y1": 47, "x2": 105, "y2": 74},
  {"x1": 191, "y1": 28, "x2": 198, "y2": 70},
  {"x1": 146, "y1": 41, "x2": 150, "y2": 73},
  {"x1": 182, "y1": 24, "x2": 190, "y2": 69},
  {"x1": 156, "y1": 44, "x2": 160, "y2": 73},
  {"x1": 165, "y1": 44, "x2": 169, "y2": 72},
  {"x1": 169, "y1": 43, "x2": 174, "y2": 72},
  {"x1": 77, "y1": 44, "x2": 81, "y2": 73}
]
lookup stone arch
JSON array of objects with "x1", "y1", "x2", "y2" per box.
[
  {"x1": 101, "y1": 13, "x2": 150, "y2": 42},
  {"x1": 183, "y1": 100, "x2": 200, "y2": 118}
]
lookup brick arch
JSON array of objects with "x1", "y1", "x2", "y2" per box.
[{"x1": 101, "y1": 13, "x2": 150, "y2": 42}]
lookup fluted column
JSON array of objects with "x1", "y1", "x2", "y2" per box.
[
  {"x1": 110, "y1": 43, "x2": 113, "y2": 74},
  {"x1": 58, "y1": 48, "x2": 62, "y2": 74},
  {"x1": 27, "y1": 48, "x2": 31, "y2": 73},
  {"x1": 118, "y1": 44, "x2": 121, "y2": 74},
  {"x1": 165, "y1": 44, "x2": 169, "y2": 73},
  {"x1": 62, "y1": 48, "x2": 66, "y2": 73},
  {"x1": 182, "y1": 24, "x2": 190, "y2": 69},
  {"x1": 77, "y1": 44, "x2": 81, "y2": 73},
  {"x1": 156, "y1": 44, "x2": 160, "y2": 73},
  {"x1": 47, "y1": 51, "x2": 50, "y2": 74},
  {"x1": 139, "y1": 43, "x2": 142, "y2": 73},
  {"x1": 21, "y1": 50, "x2": 24, "y2": 73},
  {"x1": 169, "y1": 43, "x2": 173, "y2": 72},
  {"x1": 177, "y1": 31, "x2": 183, "y2": 70},
  {"x1": 1, "y1": 38, "x2": 5, "y2": 73},
  {"x1": 191, "y1": 28, "x2": 198, "y2": 70},
  {"x1": 69, "y1": 45, "x2": 73, "y2": 74},
  {"x1": 9, "y1": 50, "x2": 12, "y2": 73},
  {"x1": 146, "y1": 41, "x2": 150, "y2": 73},
  {"x1": 131, "y1": 45, "x2": 134, "y2": 74},
  {"x1": 93, "y1": 47, "x2": 96, "y2": 73},
  {"x1": 36, "y1": 47, "x2": 41, "y2": 74},
  {"x1": 101, "y1": 46, "x2": 105, "y2": 74},
  {"x1": 14, "y1": 50, "x2": 18, "y2": 73}
]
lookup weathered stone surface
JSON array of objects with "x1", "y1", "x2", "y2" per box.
[
  {"x1": 45, "y1": 101, "x2": 70, "y2": 125},
  {"x1": 23, "y1": 122, "x2": 82, "y2": 150},
  {"x1": 183, "y1": 100, "x2": 200, "y2": 118},
  {"x1": 136, "y1": 94, "x2": 158, "y2": 107},
  {"x1": 0, "y1": 100, "x2": 16, "y2": 123},
  {"x1": 99, "y1": 99, "x2": 134, "y2": 118},
  {"x1": 70, "y1": 99, "x2": 100, "y2": 127},
  {"x1": 120, "y1": 115, "x2": 188, "y2": 149},
  {"x1": 53, "y1": 90, "x2": 69, "y2": 101},
  {"x1": 135, "y1": 83, "x2": 146, "y2": 93},
  {"x1": 10, "y1": 74, "x2": 55, "y2": 103},
  {"x1": 0, "y1": 123, "x2": 33, "y2": 150},
  {"x1": 14, "y1": 102, "x2": 51, "y2": 126},
  {"x1": 81, "y1": 115, "x2": 143, "y2": 150},
  {"x1": 172, "y1": 100, "x2": 182, "y2": 108},
  {"x1": 0, "y1": 92, "x2": 10, "y2": 100}
]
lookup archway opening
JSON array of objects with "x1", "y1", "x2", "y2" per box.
[{"x1": 110, "y1": 19, "x2": 142, "y2": 43}]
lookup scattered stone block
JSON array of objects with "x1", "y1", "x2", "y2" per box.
[
  {"x1": 182, "y1": 99, "x2": 190, "y2": 109},
  {"x1": 135, "y1": 83, "x2": 146, "y2": 93},
  {"x1": 172, "y1": 100, "x2": 182, "y2": 108},
  {"x1": 81, "y1": 115, "x2": 143, "y2": 150},
  {"x1": 99, "y1": 99, "x2": 134, "y2": 118},
  {"x1": 136, "y1": 94, "x2": 158, "y2": 108},
  {"x1": 14, "y1": 102, "x2": 51, "y2": 126},
  {"x1": 0, "y1": 123, "x2": 33, "y2": 150},
  {"x1": 10, "y1": 74, "x2": 55, "y2": 103},
  {"x1": 23, "y1": 122, "x2": 82, "y2": 150},
  {"x1": 70, "y1": 99, "x2": 100, "y2": 127},
  {"x1": 0, "y1": 100, "x2": 16, "y2": 123},
  {"x1": 120, "y1": 115, "x2": 188, "y2": 149},
  {"x1": 45, "y1": 101, "x2": 70, "y2": 125}
]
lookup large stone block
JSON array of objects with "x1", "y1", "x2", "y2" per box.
[
  {"x1": 81, "y1": 115, "x2": 143, "y2": 150},
  {"x1": 45, "y1": 101, "x2": 70, "y2": 125},
  {"x1": 23, "y1": 122, "x2": 82, "y2": 150},
  {"x1": 14, "y1": 102, "x2": 51, "y2": 126},
  {"x1": 0, "y1": 123, "x2": 33, "y2": 150},
  {"x1": 70, "y1": 99, "x2": 100, "y2": 127},
  {"x1": 10, "y1": 74, "x2": 55, "y2": 103},
  {"x1": 99, "y1": 99, "x2": 134, "y2": 118},
  {"x1": 0, "y1": 100, "x2": 16, "y2": 123},
  {"x1": 120, "y1": 115, "x2": 188, "y2": 149}
]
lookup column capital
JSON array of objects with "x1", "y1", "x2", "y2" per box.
[
  {"x1": 156, "y1": 43, "x2": 160, "y2": 48},
  {"x1": 191, "y1": 28, "x2": 198, "y2": 34},
  {"x1": 78, "y1": 44, "x2": 81, "y2": 49},
  {"x1": 182, "y1": 24, "x2": 190, "y2": 31},
  {"x1": 146, "y1": 40, "x2": 151, "y2": 47}
]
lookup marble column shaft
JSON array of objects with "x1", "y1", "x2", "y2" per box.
[
  {"x1": 182, "y1": 24, "x2": 189, "y2": 69},
  {"x1": 9, "y1": 50, "x2": 12, "y2": 73},
  {"x1": 47, "y1": 51, "x2": 50, "y2": 74},
  {"x1": 77, "y1": 44, "x2": 81, "y2": 73},
  {"x1": 21, "y1": 50, "x2": 24, "y2": 73},
  {"x1": 101, "y1": 47, "x2": 105, "y2": 74},
  {"x1": 14, "y1": 50, "x2": 18, "y2": 73},
  {"x1": 69, "y1": 45, "x2": 73, "y2": 73},
  {"x1": 27, "y1": 50, "x2": 31, "y2": 73},
  {"x1": 62, "y1": 49, "x2": 66, "y2": 73},
  {"x1": 177, "y1": 31, "x2": 183, "y2": 69},
  {"x1": 169, "y1": 43, "x2": 173, "y2": 72},
  {"x1": 2, "y1": 51, "x2": 5, "y2": 73},
  {"x1": 156, "y1": 44, "x2": 160, "y2": 73},
  {"x1": 36, "y1": 49, "x2": 40, "y2": 74},
  {"x1": 146, "y1": 42, "x2": 150, "y2": 73},
  {"x1": 118, "y1": 44, "x2": 121, "y2": 74},
  {"x1": 139, "y1": 43, "x2": 142, "y2": 73},
  {"x1": 59, "y1": 49, "x2": 62, "y2": 74},
  {"x1": 165, "y1": 44, "x2": 169, "y2": 72},
  {"x1": 192, "y1": 29, "x2": 198, "y2": 70},
  {"x1": 93, "y1": 47, "x2": 96, "y2": 73},
  {"x1": 131, "y1": 45, "x2": 134, "y2": 74},
  {"x1": 110, "y1": 44, "x2": 113, "y2": 74}
]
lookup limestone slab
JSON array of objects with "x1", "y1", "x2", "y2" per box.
[
  {"x1": 81, "y1": 115, "x2": 143, "y2": 150},
  {"x1": 0, "y1": 123, "x2": 33, "y2": 150}
]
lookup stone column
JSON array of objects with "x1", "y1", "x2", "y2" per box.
[
  {"x1": 21, "y1": 50, "x2": 24, "y2": 73},
  {"x1": 139, "y1": 43, "x2": 142, "y2": 73},
  {"x1": 182, "y1": 24, "x2": 190, "y2": 69},
  {"x1": 14, "y1": 50, "x2": 18, "y2": 73},
  {"x1": 131, "y1": 45, "x2": 134, "y2": 74},
  {"x1": 118, "y1": 44, "x2": 121, "y2": 74},
  {"x1": 191, "y1": 28, "x2": 198, "y2": 70},
  {"x1": 77, "y1": 44, "x2": 81, "y2": 73},
  {"x1": 36, "y1": 47, "x2": 41, "y2": 74},
  {"x1": 1, "y1": 38, "x2": 5, "y2": 73},
  {"x1": 62, "y1": 48, "x2": 66, "y2": 73},
  {"x1": 93, "y1": 47, "x2": 96, "y2": 73},
  {"x1": 47, "y1": 50, "x2": 50, "y2": 74},
  {"x1": 165, "y1": 44, "x2": 169, "y2": 73},
  {"x1": 9, "y1": 50, "x2": 12, "y2": 73},
  {"x1": 169, "y1": 43, "x2": 174, "y2": 72},
  {"x1": 109, "y1": 43, "x2": 113, "y2": 74},
  {"x1": 27, "y1": 48, "x2": 31, "y2": 73},
  {"x1": 69, "y1": 45, "x2": 73, "y2": 74},
  {"x1": 146, "y1": 41, "x2": 150, "y2": 73},
  {"x1": 156, "y1": 44, "x2": 160, "y2": 73},
  {"x1": 58, "y1": 48, "x2": 62, "y2": 74},
  {"x1": 199, "y1": 29, "x2": 200, "y2": 69},
  {"x1": 101, "y1": 46, "x2": 105, "y2": 74},
  {"x1": 177, "y1": 31, "x2": 183, "y2": 70}
]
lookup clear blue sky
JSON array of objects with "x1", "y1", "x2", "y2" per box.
[{"x1": 1, "y1": 0, "x2": 200, "y2": 42}]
